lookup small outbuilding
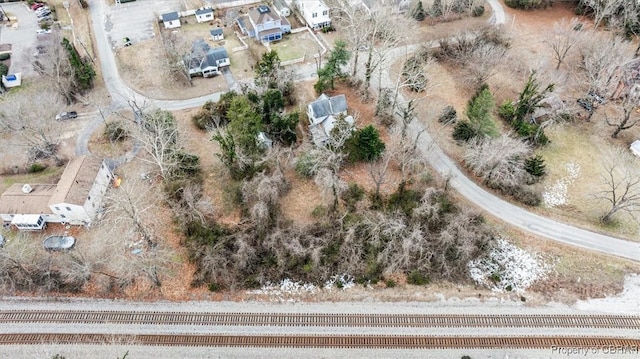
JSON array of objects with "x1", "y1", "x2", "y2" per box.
[
  {"x1": 631, "y1": 140, "x2": 640, "y2": 157},
  {"x1": 2, "y1": 73, "x2": 21, "y2": 88},
  {"x1": 195, "y1": 8, "x2": 214, "y2": 23},
  {"x1": 162, "y1": 12, "x2": 181, "y2": 29},
  {"x1": 210, "y1": 28, "x2": 224, "y2": 41}
]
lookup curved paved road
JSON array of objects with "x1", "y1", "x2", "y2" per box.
[{"x1": 85, "y1": 0, "x2": 639, "y2": 262}]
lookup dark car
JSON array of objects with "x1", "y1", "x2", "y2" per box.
[{"x1": 56, "y1": 111, "x2": 78, "y2": 121}]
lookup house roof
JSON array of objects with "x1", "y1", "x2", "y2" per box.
[
  {"x1": 0, "y1": 184, "x2": 57, "y2": 215},
  {"x1": 236, "y1": 16, "x2": 248, "y2": 32},
  {"x1": 273, "y1": 0, "x2": 289, "y2": 10},
  {"x1": 248, "y1": 5, "x2": 282, "y2": 25},
  {"x1": 192, "y1": 38, "x2": 211, "y2": 54},
  {"x1": 162, "y1": 12, "x2": 179, "y2": 22},
  {"x1": 210, "y1": 28, "x2": 223, "y2": 36},
  {"x1": 195, "y1": 8, "x2": 213, "y2": 16},
  {"x1": 202, "y1": 47, "x2": 229, "y2": 68},
  {"x1": 309, "y1": 94, "x2": 348, "y2": 124},
  {"x1": 48, "y1": 156, "x2": 104, "y2": 206}
]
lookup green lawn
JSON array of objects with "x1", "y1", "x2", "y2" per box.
[{"x1": 270, "y1": 37, "x2": 306, "y2": 62}]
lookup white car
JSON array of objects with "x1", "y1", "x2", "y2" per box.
[
  {"x1": 36, "y1": 6, "x2": 49, "y2": 15},
  {"x1": 36, "y1": 29, "x2": 51, "y2": 34}
]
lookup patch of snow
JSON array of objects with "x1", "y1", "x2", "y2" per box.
[
  {"x1": 575, "y1": 274, "x2": 640, "y2": 314},
  {"x1": 324, "y1": 274, "x2": 355, "y2": 291},
  {"x1": 542, "y1": 161, "x2": 581, "y2": 208},
  {"x1": 248, "y1": 279, "x2": 317, "y2": 297},
  {"x1": 468, "y1": 238, "x2": 549, "y2": 294}
]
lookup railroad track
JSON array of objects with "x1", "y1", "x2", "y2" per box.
[
  {"x1": 1, "y1": 311, "x2": 639, "y2": 328},
  {"x1": 1, "y1": 333, "x2": 639, "y2": 349}
]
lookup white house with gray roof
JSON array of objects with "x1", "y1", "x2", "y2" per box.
[
  {"x1": 307, "y1": 94, "x2": 354, "y2": 146},
  {"x1": 195, "y1": 8, "x2": 214, "y2": 23},
  {"x1": 185, "y1": 39, "x2": 230, "y2": 78},
  {"x1": 162, "y1": 12, "x2": 181, "y2": 29},
  {"x1": 0, "y1": 156, "x2": 113, "y2": 229},
  {"x1": 295, "y1": 0, "x2": 331, "y2": 30},
  {"x1": 210, "y1": 28, "x2": 224, "y2": 41}
]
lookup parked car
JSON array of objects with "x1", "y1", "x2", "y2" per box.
[
  {"x1": 31, "y1": 3, "x2": 45, "y2": 10},
  {"x1": 43, "y1": 235, "x2": 76, "y2": 251},
  {"x1": 55, "y1": 111, "x2": 78, "y2": 121},
  {"x1": 37, "y1": 11, "x2": 51, "y2": 18},
  {"x1": 36, "y1": 29, "x2": 52, "y2": 34}
]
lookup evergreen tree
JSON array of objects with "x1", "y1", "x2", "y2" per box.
[
  {"x1": 431, "y1": 0, "x2": 443, "y2": 17},
  {"x1": 315, "y1": 40, "x2": 351, "y2": 93},
  {"x1": 254, "y1": 50, "x2": 281, "y2": 89},
  {"x1": 524, "y1": 155, "x2": 546, "y2": 178},
  {"x1": 412, "y1": 1, "x2": 426, "y2": 21},
  {"x1": 465, "y1": 84, "x2": 499, "y2": 138},
  {"x1": 344, "y1": 125, "x2": 386, "y2": 162}
]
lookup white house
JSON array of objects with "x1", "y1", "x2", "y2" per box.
[
  {"x1": 47, "y1": 156, "x2": 114, "y2": 226},
  {"x1": 0, "y1": 184, "x2": 59, "y2": 230},
  {"x1": 210, "y1": 28, "x2": 224, "y2": 41},
  {"x1": 307, "y1": 93, "x2": 354, "y2": 146},
  {"x1": 296, "y1": 0, "x2": 331, "y2": 30},
  {"x1": 162, "y1": 12, "x2": 181, "y2": 29},
  {"x1": 0, "y1": 156, "x2": 113, "y2": 230},
  {"x1": 195, "y1": 7, "x2": 214, "y2": 23},
  {"x1": 273, "y1": 0, "x2": 291, "y2": 17},
  {"x1": 186, "y1": 39, "x2": 230, "y2": 78},
  {"x1": 631, "y1": 140, "x2": 640, "y2": 157},
  {"x1": 237, "y1": 5, "x2": 291, "y2": 43}
]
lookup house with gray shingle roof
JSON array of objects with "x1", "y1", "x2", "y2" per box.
[
  {"x1": 185, "y1": 39, "x2": 230, "y2": 78},
  {"x1": 236, "y1": 4, "x2": 290, "y2": 43},
  {"x1": 307, "y1": 94, "x2": 354, "y2": 146},
  {"x1": 195, "y1": 7, "x2": 214, "y2": 23},
  {"x1": 210, "y1": 28, "x2": 224, "y2": 41},
  {"x1": 162, "y1": 12, "x2": 181, "y2": 29}
]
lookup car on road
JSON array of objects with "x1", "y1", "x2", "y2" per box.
[{"x1": 55, "y1": 111, "x2": 78, "y2": 121}]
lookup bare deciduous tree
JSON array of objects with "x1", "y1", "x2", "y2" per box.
[
  {"x1": 242, "y1": 168, "x2": 289, "y2": 230},
  {"x1": 463, "y1": 134, "x2": 531, "y2": 190},
  {"x1": 132, "y1": 109, "x2": 182, "y2": 180},
  {"x1": 162, "y1": 31, "x2": 194, "y2": 86},
  {"x1": 577, "y1": 32, "x2": 628, "y2": 100},
  {"x1": 579, "y1": 0, "x2": 624, "y2": 28},
  {"x1": 368, "y1": 150, "x2": 392, "y2": 198},
  {"x1": 104, "y1": 178, "x2": 161, "y2": 248},
  {"x1": 545, "y1": 18, "x2": 582, "y2": 70},
  {"x1": 605, "y1": 93, "x2": 640, "y2": 138},
  {"x1": 0, "y1": 83, "x2": 64, "y2": 161},
  {"x1": 594, "y1": 149, "x2": 640, "y2": 223},
  {"x1": 31, "y1": 33, "x2": 77, "y2": 104}
]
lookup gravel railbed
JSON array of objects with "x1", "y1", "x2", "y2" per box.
[
  {"x1": 0, "y1": 297, "x2": 624, "y2": 315},
  {"x1": 3, "y1": 345, "x2": 639, "y2": 359},
  {"x1": 1, "y1": 323, "x2": 639, "y2": 337}
]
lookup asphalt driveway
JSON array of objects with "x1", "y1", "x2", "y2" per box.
[
  {"x1": 104, "y1": 0, "x2": 179, "y2": 48},
  {"x1": 0, "y1": 2, "x2": 39, "y2": 76}
]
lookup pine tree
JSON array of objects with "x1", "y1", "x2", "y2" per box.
[{"x1": 412, "y1": 1, "x2": 426, "y2": 21}]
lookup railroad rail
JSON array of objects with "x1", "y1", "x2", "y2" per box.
[
  {"x1": 1, "y1": 311, "x2": 639, "y2": 328},
  {"x1": 1, "y1": 333, "x2": 639, "y2": 348}
]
